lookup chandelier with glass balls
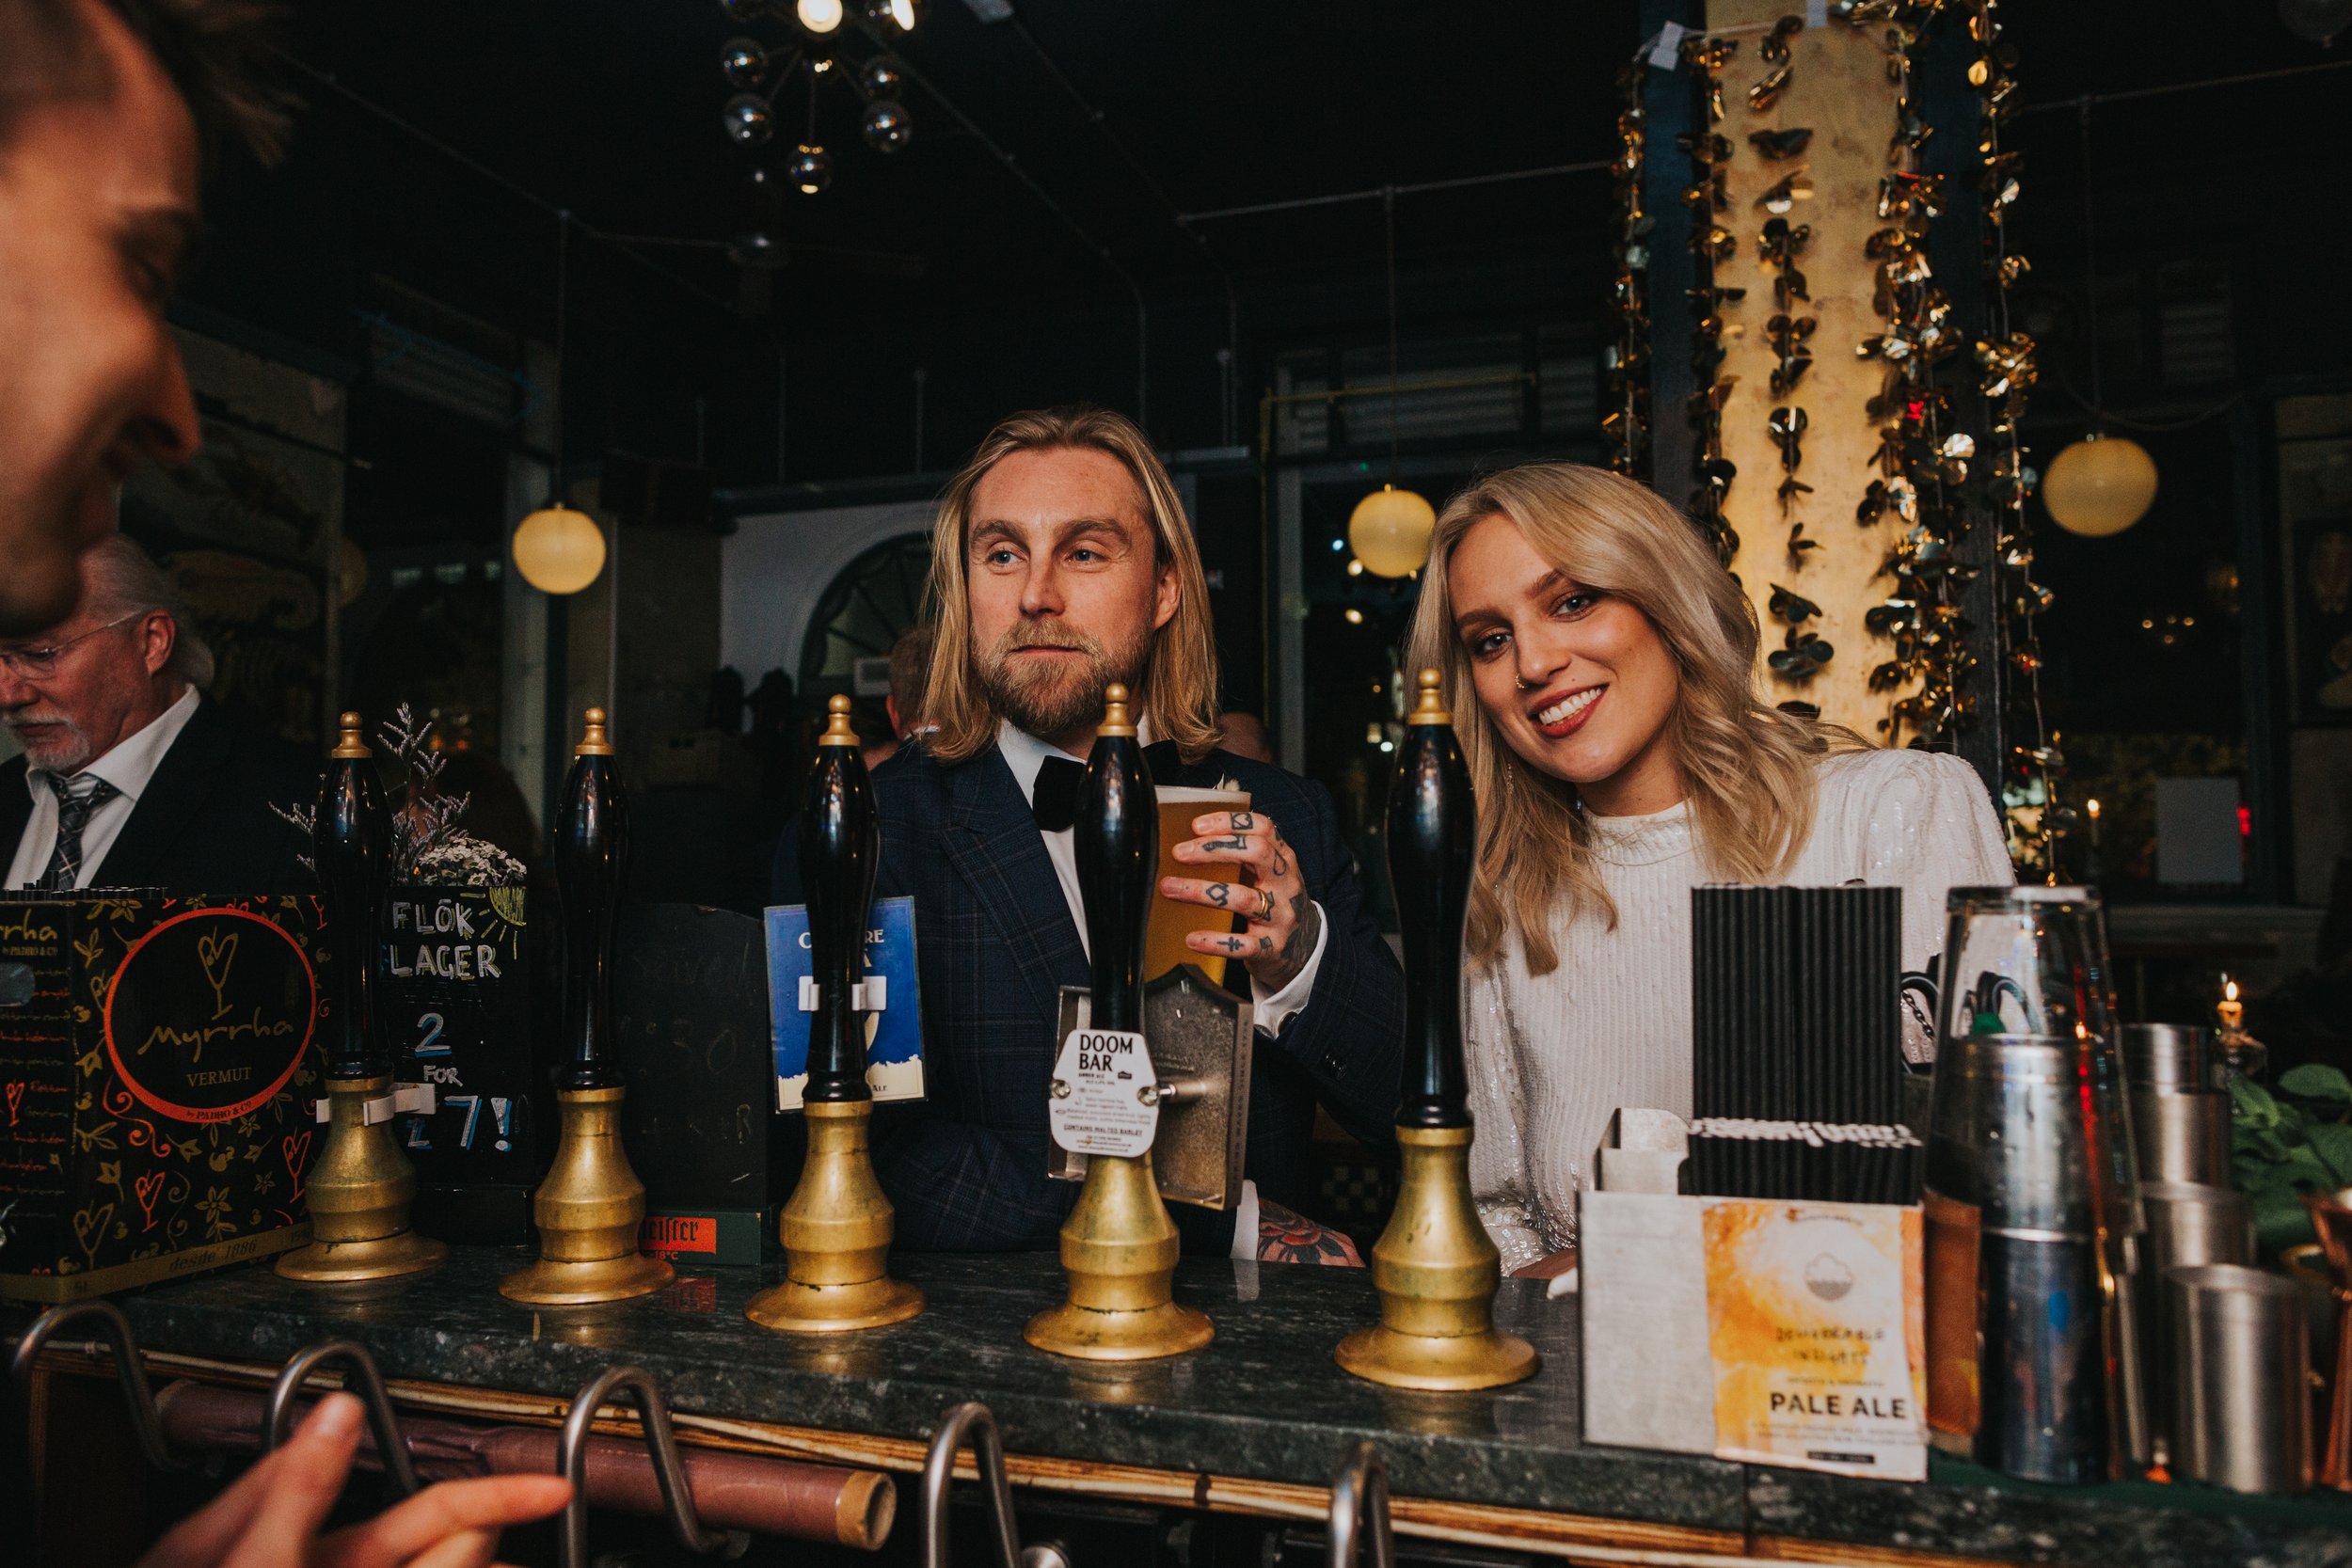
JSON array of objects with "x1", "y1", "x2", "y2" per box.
[{"x1": 717, "y1": 0, "x2": 919, "y2": 201}]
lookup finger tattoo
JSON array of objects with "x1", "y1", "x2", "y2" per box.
[
  {"x1": 1205, "y1": 882, "x2": 1232, "y2": 909},
  {"x1": 1256, "y1": 893, "x2": 1322, "y2": 990},
  {"x1": 1231, "y1": 812, "x2": 1256, "y2": 831},
  {"x1": 1201, "y1": 835, "x2": 1248, "y2": 854}
]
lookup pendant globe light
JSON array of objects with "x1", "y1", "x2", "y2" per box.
[
  {"x1": 512, "y1": 214, "x2": 608, "y2": 594},
  {"x1": 2045, "y1": 102, "x2": 2157, "y2": 540},
  {"x1": 1349, "y1": 189, "x2": 1436, "y2": 578}
]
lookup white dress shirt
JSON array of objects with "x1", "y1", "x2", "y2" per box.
[
  {"x1": 995, "y1": 721, "x2": 1340, "y2": 1259},
  {"x1": 993, "y1": 721, "x2": 1328, "y2": 1031},
  {"x1": 8, "y1": 686, "x2": 201, "y2": 890}
]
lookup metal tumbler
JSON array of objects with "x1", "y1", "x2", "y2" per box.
[
  {"x1": 2122, "y1": 1023, "x2": 2232, "y2": 1186},
  {"x1": 2170, "y1": 1263, "x2": 2312, "y2": 1496},
  {"x1": 1929, "y1": 887, "x2": 2148, "y2": 1478},
  {"x1": 1925, "y1": 1033, "x2": 2111, "y2": 1482},
  {"x1": 2136, "y1": 1183, "x2": 2254, "y2": 1465}
]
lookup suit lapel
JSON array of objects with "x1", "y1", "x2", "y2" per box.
[
  {"x1": 96, "y1": 696, "x2": 231, "y2": 888},
  {"x1": 943, "y1": 747, "x2": 1088, "y2": 1016}
]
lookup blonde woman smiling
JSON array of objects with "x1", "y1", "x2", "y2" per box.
[{"x1": 1406, "y1": 463, "x2": 2010, "y2": 1275}]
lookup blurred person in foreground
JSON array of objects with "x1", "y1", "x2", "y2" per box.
[{"x1": 0, "y1": 3, "x2": 572, "y2": 1562}]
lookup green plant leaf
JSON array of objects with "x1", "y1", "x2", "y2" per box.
[
  {"x1": 2282, "y1": 1064, "x2": 2352, "y2": 1104},
  {"x1": 2232, "y1": 1077, "x2": 2283, "y2": 1128},
  {"x1": 2306, "y1": 1122, "x2": 2352, "y2": 1186},
  {"x1": 2254, "y1": 1186, "x2": 2319, "y2": 1253}
]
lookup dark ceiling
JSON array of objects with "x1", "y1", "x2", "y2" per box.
[
  {"x1": 282, "y1": 1, "x2": 1629, "y2": 309},
  {"x1": 175, "y1": 0, "x2": 2352, "y2": 492}
]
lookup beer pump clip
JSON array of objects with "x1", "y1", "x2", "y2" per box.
[
  {"x1": 1045, "y1": 968, "x2": 1253, "y2": 1210},
  {"x1": 311, "y1": 1082, "x2": 438, "y2": 1128}
]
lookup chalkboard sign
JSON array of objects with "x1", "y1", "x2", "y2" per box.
[
  {"x1": 383, "y1": 885, "x2": 538, "y2": 1243},
  {"x1": 0, "y1": 892, "x2": 324, "y2": 1302},
  {"x1": 614, "y1": 904, "x2": 782, "y2": 1266}
]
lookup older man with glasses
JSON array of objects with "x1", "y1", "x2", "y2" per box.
[{"x1": 0, "y1": 532, "x2": 315, "y2": 892}]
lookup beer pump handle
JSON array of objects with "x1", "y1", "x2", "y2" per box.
[
  {"x1": 315, "y1": 711, "x2": 391, "y2": 1081},
  {"x1": 1387, "y1": 670, "x2": 1472, "y2": 1131},
  {"x1": 803, "y1": 695, "x2": 881, "y2": 1102},
  {"x1": 1074, "y1": 684, "x2": 1155, "y2": 1036},
  {"x1": 554, "y1": 707, "x2": 628, "y2": 1091}
]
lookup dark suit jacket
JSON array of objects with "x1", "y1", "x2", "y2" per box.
[
  {"x1": 867, "y1": 738, "x2": 1406, "y2": 1253},
  {"x1": 1, "y1": 694, "x2": 319, "y2": 895}
]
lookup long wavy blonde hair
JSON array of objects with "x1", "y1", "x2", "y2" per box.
[
  {"x1": 1406, "y1": 462, "x2": 1859, "y2": 975},
  {"x1": 922, "y1": 404, "x2": 1223, "y2": 766}
]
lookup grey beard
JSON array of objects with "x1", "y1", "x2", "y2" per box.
[{"x1": 5, "y1": 716, "x2": 92, "y2": 775}]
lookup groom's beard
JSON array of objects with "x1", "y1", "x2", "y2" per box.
[{"x1": 974, "y1": 618, "x2": 1152, "y2": 741}]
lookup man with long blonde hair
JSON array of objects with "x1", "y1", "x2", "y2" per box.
[{"x1": 868, "y1": 404, "x2": 1404, "y2": 1261}]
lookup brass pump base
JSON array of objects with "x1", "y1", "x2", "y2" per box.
[
  {"x1": 500, "y1": 1085, "x2": 673, "y2": 1307},
  {"x1": 746, "y1": 1100, "x2": 924, "y2": 1333},
  {"x1": 1335, "y1": 1125, "x2": 1538, "y2": 1391},
  {"x1": 277, "y1": 1074, "x2": 447, "y2": 1283},
  {"x1": 1025, "y1": 1150, "x2": 1213, "y2": 1361}
]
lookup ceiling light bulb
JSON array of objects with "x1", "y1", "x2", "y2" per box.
[
  {"x1": 798, "y1": 0, "x2": 845, "y2": 32},
  {"x1": 721, "y1": 36, "x2": 771, "y2": 89},
  {"x1": 890, "y1": 0, "x2": 918, "y2": 28},
  {"x1": 722, "y1": 93, "x2": 775, "y2": 146},
  {"x1": 862, "y1": 99, "x2": 912, "y2": 152},
  {"x1": 2043, "y1": 432, "x2": 2157, "y2": 537},
  {"x1": 1348, "y1": 484, "x2": 1438, "y2": 578},
  {"x1": 787, "y1": 143, "x2": 834, "y2": 194},
  {"x1": 511, "y1": 505, "x2": 607, "y2": 594}
]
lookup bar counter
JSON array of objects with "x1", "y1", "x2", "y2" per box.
[{"x1": 10, "y1": 1247, "x2": 2351, "y2": 1568}]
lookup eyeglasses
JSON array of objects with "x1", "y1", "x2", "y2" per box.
[{"x1": 0, "y1": 612, "x2": 142, "y2": 680}]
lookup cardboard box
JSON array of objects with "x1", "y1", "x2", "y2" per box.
[{"x1": 0, "y1": 892, "x2": 325, "y2": 1301}]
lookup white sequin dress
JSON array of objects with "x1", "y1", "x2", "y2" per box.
[{"x1": 1464, "y1": 747, "x2": 2014, "y2": 1274}]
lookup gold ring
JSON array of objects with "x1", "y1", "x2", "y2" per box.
[{"x1": 1257, "y1": 887, "x2": 1278, "y2": 922}]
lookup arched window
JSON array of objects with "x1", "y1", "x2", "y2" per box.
[{"x1": 796, "y1": 532, "x2": 933, "y2": 692}]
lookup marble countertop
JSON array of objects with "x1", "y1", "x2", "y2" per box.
[{"x1": 9, "y1": 1247, "x2": 2352, "y2": 1567}]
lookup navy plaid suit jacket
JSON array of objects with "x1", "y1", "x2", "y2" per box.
[{"x1": 867, "y1": 738, "x2": 1405, "y2": 1252}]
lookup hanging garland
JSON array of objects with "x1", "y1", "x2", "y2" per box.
[
  {"x1": 1968, "y1": 0, "x2": 2066, "y2": 879},
  {"x1": 1627, "y1": 6, "x2": 2054, "y2": 876},
  {"x1": 1682, "y1": 32, "x2": 1740, "y2": 568},
  {"x1": 1604, "y1": 62, "x2": 1653, "y2": 478},
  {"x1": 1848, "y1": 3, "x2": 1973, "y2": 757}
]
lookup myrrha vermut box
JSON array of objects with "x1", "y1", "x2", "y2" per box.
[{"x1": 0, "y1": 891, "x2": 324, "y2": 1301}]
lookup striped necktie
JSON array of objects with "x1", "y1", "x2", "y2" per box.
[{"x1": 39, "y1": 772, "x2": 121, "y2": 892}]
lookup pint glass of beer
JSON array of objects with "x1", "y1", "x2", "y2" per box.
[{"x1": 1147, "y1": 784, "x2": 1251, "y2": 989}]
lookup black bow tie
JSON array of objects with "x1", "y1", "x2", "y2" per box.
[
  {"x1": 1031, "y1": 755, "x2": 1087, "y2": 833},
  {"x1": 1030, "y1": 741, "x2": 1189, "y2": 833}
]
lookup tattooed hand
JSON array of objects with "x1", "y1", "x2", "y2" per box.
[
  {"x1": 1158, "y1": 809, "x2": 1323, "y2": 993},
  {"x1": 1256, "y1": 1199, "x2": 1363, "y2": 1267}
]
